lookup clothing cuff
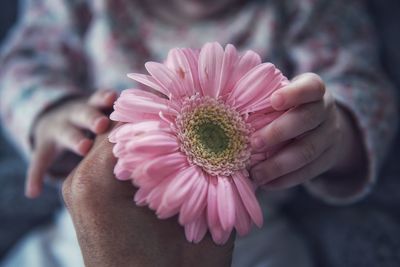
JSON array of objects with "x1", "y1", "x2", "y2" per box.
[{"x1": 303, "y1": 84, "x2": 384, "y2": 205}]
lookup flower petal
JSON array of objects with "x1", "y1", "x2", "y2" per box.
[
  {"x1": 184, "y1": 211, "x2": 208, "y2": 244},
  {"x1": 232, "y1": 185, "x2": 252, "y2": 236},
  {"x1": 110, "y1": 89, "x2": 179, "y2": 123},
  {"x1": 241, "y1": 75, "x2": 289, "y2": 113},
  {"x1": 207, "y1": 176, "x2": 232, "y2": 244},
  {"x1": 132, "y1": 152, "x2": 188, "y2": 188},
  {"x1": 145, "y1": 61, "x2": 186, "y2": 100},
  {"x1": 127, "y1": 133, "x2": 179, "y2": 155},
  {"x1": 198, "y1": 42, "x2": 224, "y2": 98},
  {"x1": 110, "y1": 110, "x2": 160, "y2": 124},
  {"x1": 109, "y1": 121, "x2": 171, "y2": 143},
  {"x1": 127, "y1": 73, "x2": 169, "y2": 96},
  {"x1": 247, "y1": 110, "x2": 284, "y2": 132},
  {"x1": 227, "y1": 63, "x2": 288, "y2": 113},
  {"x1": 114, "y1": 160, "x2": 133, "y2": 180},
  {"x1": 112, "y1": 151, "x2": 145, "y2": 180},
  {"x1": 210, "y1": 221, "x2": 232, "y2": 245},
  {"x1": 165, "y1": 48, "x2": 197, "y2": 97},
  {"x1": 134, "y1": 187, "x2": 151, "y2": 206},
  {"x1": 217, "y1": 177, "x2": 236, "y2": 232},
  {"x1": 221, "y1": 49, "x2": 261, "y2": 97},
  {"x1": 207, "y1": 176, "x2": 219, "y2": 228},
  {"x1": 232, "y1": 170, "x2": 263, "y2": 228},
  {"x1": 159, "y1": 165, "x2": 200, "y2": 217},
  {"x1": 216, "y1": 44, "x2": 239, "y2": 99},
  {"x1": 146, "y1": 173, "x2": 176, "y2": 211},
  {"x1": 227, "y1": 63, "x2": 273, "y2": 108},
  {"x1": 181, "y1": 48, "x2": 201, "y2": 90},
  {"x1": 179, "y1": 172, "x2": 208, "y2": 224}
]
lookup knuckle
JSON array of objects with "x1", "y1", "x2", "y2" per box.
[
  {"x1": 68, "y1": 164, "x2": 98, "y2": 202},
  {"x1": 300, "y1": 141, "x2": 317, "y2": 163},
  {"x1": 268, "y1": 124, "x2": 285, "y2": 143},
  {"x1": 299, "y1": 107, "x2": 316, "y2": 126},
  {"x1": 84, "y1": 108, "x2": 97, "y2": 123},
  {"x1": 65, "y1": 129, "x2": 82, "y2": 144},
  {"x1": 72, "y1": 166, "x2": 94, "y2": 193},
  {"x1": 306, "y1": 73, "x2": 325, "y2": 96},
  {"x1": 269, "y1": 159, "x2": 284, "y2": 176}
]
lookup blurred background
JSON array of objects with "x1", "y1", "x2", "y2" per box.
[
  {"x1": 0, "y1": 1, "x2": 61, "y2": 261},
  {"x1": 0, "y1": 0, "x2": 399, "y2": 266}
]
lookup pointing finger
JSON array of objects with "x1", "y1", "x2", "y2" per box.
[{"x1": 25, "y1": 142, "x2": 56, "y2": 198}]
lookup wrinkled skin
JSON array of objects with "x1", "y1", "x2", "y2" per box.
[{"x1": 62, "y1": 133, "x2": 235, "y2": 267}]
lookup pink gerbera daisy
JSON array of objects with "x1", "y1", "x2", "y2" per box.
[{"x1": 109, "y1": 42, "x2": 289, "y2": 244}]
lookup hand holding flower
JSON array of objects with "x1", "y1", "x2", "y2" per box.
[
  {"x1": 108, "y1": 42, "x2": 289, "y2": 244},
  {"x1": 251, "y1": 73, "x2": 367, "y2": 190},
  {"x1": 62, "y1": 133, "x2": 234, "y2": 267}
]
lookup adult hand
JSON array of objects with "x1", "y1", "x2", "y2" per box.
[
  {"x1": 250, "y1": 73, "x2": 366, "y2": 190},
  {"x1": 62, "y1": 133, "x2": 234, "y2": 267}
]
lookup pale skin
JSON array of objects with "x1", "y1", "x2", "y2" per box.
[
  {"x1": 25, "y1": 90, "x2": 117, "y2": 198},
  {"x1": 250, "y1": 73, "x2": 366, "y2": 190}
]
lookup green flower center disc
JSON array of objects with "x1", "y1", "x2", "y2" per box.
[{"x1": 195, "y1": 122, "x2": 229, "y2": 154}]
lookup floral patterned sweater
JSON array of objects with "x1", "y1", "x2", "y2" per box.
[{"x1": 0, "y1": 0, "x2": 397, "y2": 204}]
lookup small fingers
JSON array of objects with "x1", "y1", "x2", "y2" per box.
[
  {"x1": 69, "y1": 105, "x2": 110, "y2": 133},
  {"x1": 251, "y1": 120, "x2": 334, "y2": 185},
  {"x1": 261, "y1": 146, "x2": 336, "y2": 191},
  {"x1": 271, "y1": 73, "x2": 325, "y2": 110},
  {"x1": 252, "y1": 100, "x2": 326, "y2": 150},
  {"x1": 56, "y1": 124, "x2": 93, "y2": 155},
  {"x1": 25, "y1": 142, "x2": 56, "y2": 198},
  {"x1": 88, "y1": 90, "x2": 117, "y2": 108}
]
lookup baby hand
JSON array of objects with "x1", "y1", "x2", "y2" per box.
[
  {"x1": 250, "y1": 73, "x2": 365, "y2": 190},
  {"x1": 25, "y1": 90, "x2": 117, "y2": 198}
]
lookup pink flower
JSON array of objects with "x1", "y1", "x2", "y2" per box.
[{"x1": 109, "y1": 42, "x2": 288, "y2": 244}]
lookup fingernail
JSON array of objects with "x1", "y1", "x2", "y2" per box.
[
  {"x1": 93, "y1": 117, "x2": 110, "y2": 133},
  {"x1": 251, "y1": 136, "x2": 265, "y2": 149},
  {"x1": 94, "y1": 117, "x2": 107, "y2": 126},
  {"x1": 104, "y1": 91, "x2": 115, "y2": 99},
  {"x1": 77, "y1": 139, "x2": 93, "y2": 155},
  {"x1": 271, "y1": 93, "x2": 284, "y2": 109},
  {"x1": 25, "y1": 186, "x2": 39, "y2": 199}
]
